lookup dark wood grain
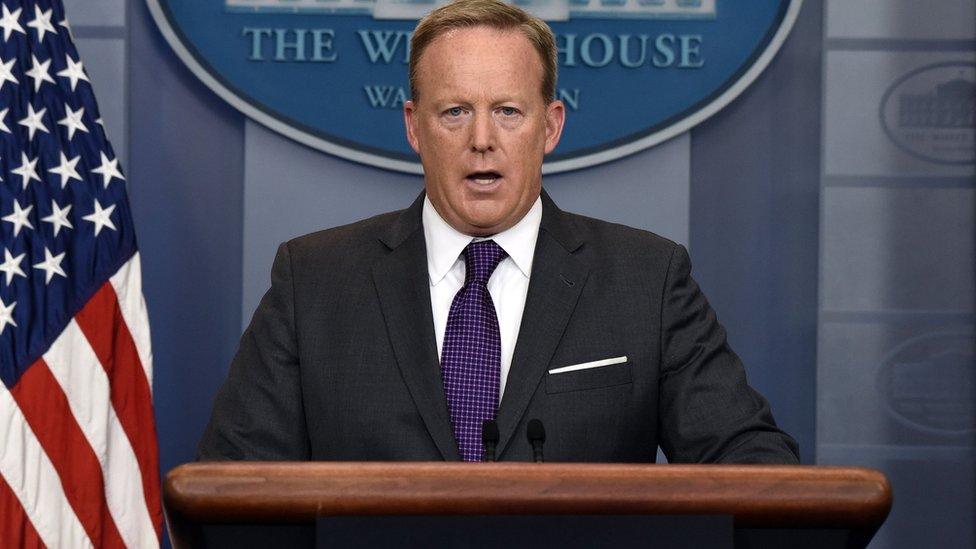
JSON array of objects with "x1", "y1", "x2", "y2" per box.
[{"x1": 164, "y1": 462, "x2": 891, "y2": 533}]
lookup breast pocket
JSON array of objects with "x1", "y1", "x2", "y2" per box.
[{"x1": 545, "y1": 358, "x2": 633, "y2": 394}]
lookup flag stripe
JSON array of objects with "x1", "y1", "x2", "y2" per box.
[
  {"x1": 43, "y1": 321, "x2": 158, "y2": 549},
  {"x1": 10, "y1": 360, "x2": 127, "y2": 549},
  {"x1": 0, "y1": 474, "x2": 45, "y2": 549},
  {"x1": 0, "y1": 380, "x2": 92, "y2": 548},
  {"x1": 109, "y1": 253, "x2": 153, "y2": 387},
  {"x1": 75, "y1": 279, "x2": 164, "y2": 538}
]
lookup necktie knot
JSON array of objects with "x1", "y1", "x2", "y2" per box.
[{"x1": 463, "y1": 240, "x2": 507, "y2": 286}]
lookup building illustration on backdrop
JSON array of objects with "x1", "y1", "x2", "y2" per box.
[
  {"x1": 881, "y1": 63, "x2": 976, "y2": 165},
  {"x1": 225, "y1": 0, "x2": 716, "y2": 20},
  {"x1": 898, "y1": 76, "x2": 975, "y2": 129}
]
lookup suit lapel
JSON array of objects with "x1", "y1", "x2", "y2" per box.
[
  {"x1": 495, "y1": 191, "x2": 590, "y2": 456},
  {"x1": 372, "y1": 194, "x2": 460, "y2": 461}
]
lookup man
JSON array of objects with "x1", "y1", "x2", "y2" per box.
[{"x1": 199, "y1": 0, "x2": 798, "y2": 464}]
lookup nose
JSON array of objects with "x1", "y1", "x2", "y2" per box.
[{"x1": 470, "y1": 111, "x2": 495, "y2": 153}]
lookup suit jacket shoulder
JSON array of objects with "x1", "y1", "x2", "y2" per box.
[
  {"x1": 554, "y1": 210, "x2": 678, "y2": 269},
  {"x1": 285, "y1": 207, "x2": 406, "y2": 270}
]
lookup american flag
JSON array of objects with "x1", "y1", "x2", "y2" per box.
[{"x1": 0, "y1": 1, "x2": 161, "y2": 547}]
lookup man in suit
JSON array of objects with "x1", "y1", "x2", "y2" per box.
[{"x1": 199, "y1": 0, "x2": 798, "y2": 464}]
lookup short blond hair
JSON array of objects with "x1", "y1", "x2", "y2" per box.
[{"x1": 409, "y1": 0, "x2": 557, "y2": 103}]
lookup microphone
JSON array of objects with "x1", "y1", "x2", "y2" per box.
[
  {"x1": 482, "y1": 419, "x2": 499, "y2": 462},
  {"x1": 526, "y1": 419, "x2": 546, "y2": 463}
]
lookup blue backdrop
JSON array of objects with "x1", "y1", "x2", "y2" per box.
[{"x1": 62, "y1": 0, "x2": 976, "y2": 547}]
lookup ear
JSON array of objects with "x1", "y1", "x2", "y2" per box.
[
  {"x1": 404, "y1": 100, "x2": 421, "y2": 154},
  {"x1": 543, "y1": 99, "x2": 566, "y2": 155}
]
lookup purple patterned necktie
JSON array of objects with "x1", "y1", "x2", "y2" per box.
[{"x1": 441, "y1": 240, "x2": 508, "y2": 462}]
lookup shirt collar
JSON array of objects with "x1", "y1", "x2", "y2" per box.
[{"x1": 423, "y1": 195, "x2": 542, "y2": 286}]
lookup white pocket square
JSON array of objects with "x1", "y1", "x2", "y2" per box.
[{"x1": 548, "y1": 356, "x2": 628, "y2": 375}]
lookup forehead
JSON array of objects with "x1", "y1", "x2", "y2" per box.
[{"x1": 415, "y1": 26, "x2": 543, "y2": 100}]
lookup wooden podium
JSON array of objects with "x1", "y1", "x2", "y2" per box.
[{"x1": 164, "y1": 463, "x2": 891, "y2": 548}]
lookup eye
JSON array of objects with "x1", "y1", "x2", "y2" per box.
[
  {"x1": 446, "y1": 107, "x2": 464, "y2": 117},
  {"x1": 499, "y1": 106, "x2": 519, "y2": 116}
]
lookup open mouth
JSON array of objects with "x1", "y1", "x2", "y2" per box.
[{"x1": 465, "y1": 171, "x2": 502, "y2": 185}]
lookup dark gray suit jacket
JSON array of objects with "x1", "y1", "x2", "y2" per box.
[{"x1": 199, "y1": 191, "x2": 798, "y2": 463}]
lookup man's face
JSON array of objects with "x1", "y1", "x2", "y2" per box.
[{"x1": 404, "y1": 26, "x2": 565, "y2": 236}]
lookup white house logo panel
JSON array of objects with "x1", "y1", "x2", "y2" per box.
[{"x1": 147, "y1": 0, "x2": 800, "y2": 173}]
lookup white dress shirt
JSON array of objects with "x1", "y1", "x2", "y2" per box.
[{"x1": 423, "y1": 196, "x2": 542, "y2": 400}]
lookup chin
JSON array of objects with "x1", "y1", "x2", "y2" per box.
[
  {"x1": 458, "y1": 206, "x2": 511, "y2": 229},
  {"x1": 457, "y1": 219, "x2": 502, "y2": 236}
]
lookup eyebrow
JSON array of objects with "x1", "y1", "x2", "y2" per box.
[{"x1": 433, "y1": 95, "x2": 526, "y2": 107}]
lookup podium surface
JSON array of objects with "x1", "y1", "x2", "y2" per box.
[{"x1": 164, "y1": 463, "x2": 891, "y2": 548}]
